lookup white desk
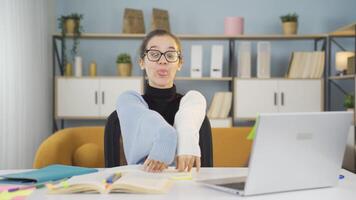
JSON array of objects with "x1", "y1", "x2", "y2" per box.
[{"x1": 1, "y1": 167, "x2": 356, "y2": 200}]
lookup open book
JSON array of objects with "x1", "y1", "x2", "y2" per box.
[{"x1": 48, "y1": 167, "x2": 192, "y2": 194}]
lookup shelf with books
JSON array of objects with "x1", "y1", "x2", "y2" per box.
[
  {"x1": 52, "y1": 32, "x2": 328, "y2": 130},
  {"x1": 233, "y1": 34, "x2": 327, "y2": 122},
  {"x1": 52, "y1": 32, "x2": 238, "y2": 130}
]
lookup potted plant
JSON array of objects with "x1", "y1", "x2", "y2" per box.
[
  {"x1": 344, "y1": 94, "x2": 354, "y2": 122},
  {"x1": 280, "y1": 13, "x2": 298, "y2": 35},
  {"x1": 116, "y1": 53, "x2": 132, "y2": 76},
  {"x1": 344, "y1": 94, "x2": 354, "y2": 110},
  {"x1": 58, "y1": 13, "x2": 84, "y2": 68}
]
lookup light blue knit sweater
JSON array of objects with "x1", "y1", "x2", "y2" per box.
[{"x1": 116, "y1": 90, "x2": 178, "y2": 165}]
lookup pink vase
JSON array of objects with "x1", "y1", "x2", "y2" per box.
[{"x1": 224, "y1": 17, "x2": 244, "y2": 35}]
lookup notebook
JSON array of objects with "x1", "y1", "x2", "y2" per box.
[
  {"x1": 48, "y1": 167, "x2": 192, "y2": 194},
  {"x1": 0, "y1": 164, "x2": 98, "y2": 185}
]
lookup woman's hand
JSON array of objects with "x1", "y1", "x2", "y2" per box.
[
  {"x1": 143, "y1": 159, "x2": 168, "y2": 172},
  {"x1": 176, "y1": 155, "x2": 201, "y2": 172}
]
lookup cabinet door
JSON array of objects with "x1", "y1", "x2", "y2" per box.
[
  {"x1": 278, "y1": 79, "x2": 322, "y2": 113},
  {"x1": 56, "y1": 78, "x2": 100, "y2": 118},
  {"x1": 234, "y1": 79, "x2": 279, "y2": 119},
  {"x1": 99, "y1": 78, "x2": 143, "y2": 117}
]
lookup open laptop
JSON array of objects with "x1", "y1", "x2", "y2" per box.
[{"x1": 198, "y1": 112, "x2": 352, "y2": 196}]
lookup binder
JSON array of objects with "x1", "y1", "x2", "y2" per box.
[
  {"x1": 190, "y1": 45, "x2": 203, "y2": 78},
  {"x1": 257, "y1": 42, "x2": 271, "y2": 78},
  {"x1": 238, "y1": 42, "x2": 251, "y2": 78},
  {"x1": 210, "y1": 45, "x2": 224, "y2": 78}
]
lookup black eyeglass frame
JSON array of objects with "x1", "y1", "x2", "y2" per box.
[{"x1": 143, "y1": 49, "x2": 181, "y2": 63}]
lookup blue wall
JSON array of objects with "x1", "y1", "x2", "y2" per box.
[{"x1": 55, "y1": 0, "x2": 356, "y2": 127}]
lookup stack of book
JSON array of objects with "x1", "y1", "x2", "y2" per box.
[
  {"x1": 287, "y1": 51, "x2": 325, "y2": 78},
  {"x1": 207, "y1": 92, "x2": 232, "y2": 127}
]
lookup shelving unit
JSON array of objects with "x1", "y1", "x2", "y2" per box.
[
  {"x1": 326, "y1": 23, "x2": 356, "y2": 172},
  {"x1": 52, "y1": 33, "x2": 238, "y2": 131},
  {"x1": 231, "y1": 35, "x2": 326, "y2": 125},
  {"x1": 52, "y1": 33, "x2": 327, "y2": 131}
]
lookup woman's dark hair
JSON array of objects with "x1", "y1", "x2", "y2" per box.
[{"x1": 139, "y1": 29, "x2": 182, "y2": 59}]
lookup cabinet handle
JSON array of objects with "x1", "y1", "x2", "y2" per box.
[
  {"x1": 102, "y1": 91, "x2": 105, "y2": 104},
  {"x1": 281, "y1": 92, "x2": 285, "y2": 106},
  {"x1": 274, "y1": 92, "x2": 278, "y2": 106},
  {"x1": 95, "y1": 91, "x2": 98, "y2": 105}
]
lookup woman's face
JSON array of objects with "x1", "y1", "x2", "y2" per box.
[{"x1": 140, "y1": 35, "x2": 182, "y2": 89}]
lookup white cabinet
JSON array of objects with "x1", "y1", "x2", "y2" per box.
[
  {"x1": 234, "y1": 79, "x2": 323, "y2": 119},
  {"x1": 278, "y1": 80, "x2": 322, "y2": 113},
  {"x1": 56, "y1": 77, "x2": 143, "y2": 119}
]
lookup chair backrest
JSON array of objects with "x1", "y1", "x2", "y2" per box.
[
  {"x1": 104, "y1": 110, "x2": 213, "y2": 167},
  {"x1": 212, "y1": 127, "x2": 253, "y2": 167},
  {"x1": 104, "y1": 111, "x2": 127, "y2": 167},
  {"x1": 33, "y1": 127, "x2": 105, "y2": 169}
]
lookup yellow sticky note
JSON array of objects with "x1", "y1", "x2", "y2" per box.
[
  {"x1": 170, "y1": 173, "x2": 192, "y2": 180},
  {"x1": 247, "y1": 115, "x2": 259, "y2": 140},
  {"x1": 0, "y1": 188, "x2": 34, "y2": 200},
  {"x1": 62, "y1": 181, "x2": 69, "y2": 188}
]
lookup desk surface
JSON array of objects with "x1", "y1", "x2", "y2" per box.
[{"x1": 1, "y1": 167, "x2": 356, "y2": 200}]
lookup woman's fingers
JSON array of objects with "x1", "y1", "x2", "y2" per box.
[
  {"x1": 177, "y1": 155, "x2": 200, "y2": 172},
  {"x1": 187, "y1": 157, "x2": 194, "y2": 172},
  {"x1": 143, "y1": 159, "x2": 167, "y2": 172},
  {"x1": 143, "y1": 159, "x2": 151, "y2": 171},
  {"x1": 195, "y1": 157, "x2": 201, "y2": 172},
  {"x1": 177, "y1": 156, "x2": 186, "y2": 172},
  {"x1": 145, "y1": 156, "x2": 200, "y2": 173}
]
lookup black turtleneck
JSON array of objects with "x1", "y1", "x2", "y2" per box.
[{"x1": 142, "y1": 84, "x2": 183, "y2": 126}]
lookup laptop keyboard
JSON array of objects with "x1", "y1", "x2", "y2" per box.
[{"x1": 218, "y1": 182, "x2": 246, "y2": 190}]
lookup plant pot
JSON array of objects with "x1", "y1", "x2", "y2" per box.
[
  {"x1": 117, "y1": 63, "x2": 132, "y2": 76},
  {"x1": 65, "y1": 19, "x2": 77, "y2": 34},
  {"x1": 64, "y1": 63, "x2": 73, "y2": 76},
  {"x1": 282, "y1": 22, "x2": 298, "y2": 35}
]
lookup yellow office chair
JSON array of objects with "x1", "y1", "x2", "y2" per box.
[
  {"x1": 212, "y1": 127, "x2": 253, "y2": 167},
  {"x1": 33, "y1": 127, "x2": 105, "y2": 169}
]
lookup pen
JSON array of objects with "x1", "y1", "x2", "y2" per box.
[
  {"x1": 8, "y1": 182, "x2": 46, "y2": 192},
  {"x1": 106, "y1": 172, "x2": 121, "y2": 184}
]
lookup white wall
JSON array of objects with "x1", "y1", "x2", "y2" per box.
[{"x1": 0, "y1": 0, "x2": 53, "y2": 169}]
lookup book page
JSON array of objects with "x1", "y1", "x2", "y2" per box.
[
  {"x1": 111, "y1": 171, "x2": 172, "y2": 193},
  {"x1": 48, "y1": 166, "x2": 193, "y2": 194},
  {"x1": 110, "y1": 168, "x2": 193, "y2": 193},
  {"x1": 48, "y1": 170, "x2": 112, "y2": 194}
]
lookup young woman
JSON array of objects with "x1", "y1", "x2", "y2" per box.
[{"x1": 116, "y1": 29, "x2": 209, "y2": 172}]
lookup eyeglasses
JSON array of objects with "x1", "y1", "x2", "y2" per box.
[{"x1": 144, "y1": 49, "x2": 181, "y2": 63}]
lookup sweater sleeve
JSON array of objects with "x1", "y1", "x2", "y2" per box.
[
  {"x1": 116, "y1": 91, "x2": 177, "y2": 165},
  {"x1": 174, "y1": 90, "x2": 207, "y2": 156}
]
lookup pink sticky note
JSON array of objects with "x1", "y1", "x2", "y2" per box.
[
  {"x1": 0, "y1": 185, "x2": 17, "y2": 192},
  {"x1": 12, "y1": 196, "x2": 28, "y2": 200}
]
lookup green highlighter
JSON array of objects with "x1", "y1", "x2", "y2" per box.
[{"x1": 247, "y1": 115, "x2": 259, "y2": 140}]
